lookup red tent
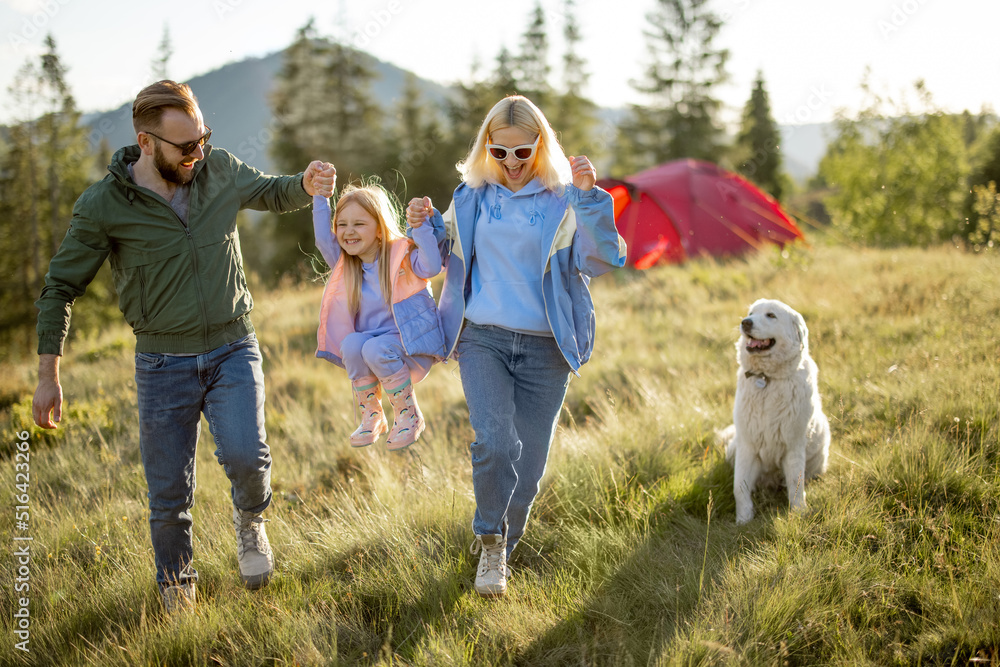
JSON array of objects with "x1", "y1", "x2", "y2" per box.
[{"x1": 597, "y1": 159, "x2": 805, "y2": 269}]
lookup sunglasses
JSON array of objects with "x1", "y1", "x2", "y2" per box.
[
  {"x1": 486, "y1": 135, "x2": 539, "y2": 162},
  {"x1": 146, "y1": 126, "x2": 212, "y2": 156}
]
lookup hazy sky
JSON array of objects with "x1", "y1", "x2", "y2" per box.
[{"x1": 1, "y1": 0, "x2": 997, "y2": 127}]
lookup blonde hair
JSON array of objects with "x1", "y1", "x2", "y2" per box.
[
  {"x1": 132, "y1": 80, "x2": 199, "y2": 134},
  {"x1": 333, "y1": 183, "x2": 408, "y2": 316},
  {"x1": 457, "y1": 95, "x2": 572, "y2": 191}
]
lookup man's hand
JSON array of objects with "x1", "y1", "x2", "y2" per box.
[
  {"x1": 33, "y1": 354, "x2": 63, "y2": 429},
  {"x1": 303, "y1": 161, "x2": 336, "y2": 197}
]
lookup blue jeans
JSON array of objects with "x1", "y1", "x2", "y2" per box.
[
  {"x1": 134, "y1": 333, "x2": 271, "y2": 587},
  {"x1": 457, "y1": 323, "x2": 571, "y2": 558}
]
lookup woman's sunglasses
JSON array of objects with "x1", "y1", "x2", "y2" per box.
[
  {"x1": 146, "y1": 126, "x2": 213, "y2": 156},
  {"x1": 486, "y1": 135, "x2": 539, "y2": 162}
]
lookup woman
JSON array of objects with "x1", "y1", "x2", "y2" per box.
[{"x1": 407, "y1": 95, "x2": 626, "y2": 597}]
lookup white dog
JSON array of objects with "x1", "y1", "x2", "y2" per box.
[{"x1": 719, "y1": 299, "x2": 830, "y2": 524}]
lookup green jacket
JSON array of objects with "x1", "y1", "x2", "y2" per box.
[{"x1": 36, "y1": 144, "x2": 311, "y2": 355}]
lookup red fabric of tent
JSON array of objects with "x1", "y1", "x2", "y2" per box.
[{"x1": 597, "y1": 159, "x2": 805, "y2": 269}]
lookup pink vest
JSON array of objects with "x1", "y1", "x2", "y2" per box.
[{"x1": 316, "y1": 238, "x2": 436, "y2": 381}]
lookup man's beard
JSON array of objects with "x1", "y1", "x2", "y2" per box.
[{"x1": 153, "y1": 142, "x2": 195, "y2": 185}]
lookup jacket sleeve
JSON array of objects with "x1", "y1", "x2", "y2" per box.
[
  {"x1": 567, "y1": 185, "x2": 627, "y2": 278},
  {"x1": 35, "y1": 207, "x2": 112, "y2": 355},
  {"x1": 312, "y1": 195, "x2": 341, "y2": 267},
  {"x1": 408, "y1": 223, "x2": 442, "y2": 279},
  {"x1": 232, "y1": 151, "x2": 311, "y2": 213},
  {"x1": 437, "y1": 199, "x2": 461, "y2": 268},
  {"x1": 407, "y1": 203, "x2": 452, "y2": 268}
]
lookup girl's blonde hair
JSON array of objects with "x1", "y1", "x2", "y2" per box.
[
  {"x1": 457, "y1": 95, "x2": 572, "y2": 191},
  {"x1": 333, "y1": 182, "x2": 407, "y2": 315}
]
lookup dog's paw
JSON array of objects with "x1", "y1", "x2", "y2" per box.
[{"x1": 735, "y1": 508, "x2": 754, "y2": 525}]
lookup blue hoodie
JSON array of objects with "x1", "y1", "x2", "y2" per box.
[{"x1": 431, "y1": 181, "x2": 626, "y2": 373}]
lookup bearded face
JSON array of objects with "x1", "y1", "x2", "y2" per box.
[{"x1": 152, "y1": 140, "x2": 196, "y2": 186}]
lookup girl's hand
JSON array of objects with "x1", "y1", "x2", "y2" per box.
[
  {"x1": 569, "y1": 155, "x2": 596, "y2": 191},
  {"x1": 406, "y1": 196, "x2": 432, "y2": 228}
]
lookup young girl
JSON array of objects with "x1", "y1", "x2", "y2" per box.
[
  {"x1": 314, "y1": 172, "x2": 445, "y2": 450},
  {"x1": 407, "y1": 96, "x2": 626, "y2": 596}
]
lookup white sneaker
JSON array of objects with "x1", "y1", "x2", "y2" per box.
[
  {"x1": 161, "y1": 582, "x2": 196, "y2": 614},
  {"x1": 233, "y1": 507, "x2": 274, "y2": 590},
  {"x1": 471, "y1": 534, "x2": 507, "y2": 597}
]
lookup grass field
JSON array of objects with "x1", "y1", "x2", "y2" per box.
[{"x1": 1, "y1": 241, "x2": 998, "y2": 666}]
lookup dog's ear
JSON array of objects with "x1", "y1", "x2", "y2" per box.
[{"x1": 794, "y1": 311, "x2": 809, "y2": 350}]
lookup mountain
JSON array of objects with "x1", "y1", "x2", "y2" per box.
[
  {"x1": 80, "y1": 49, "x2": 456, "y2": 176},
  {"x1": 80, "y1": 49, "x2": 832, "y2": 180}
]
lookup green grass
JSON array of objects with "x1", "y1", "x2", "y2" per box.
[{"x1": 2, "y1": 242, "x2": 998, "y2": 665}]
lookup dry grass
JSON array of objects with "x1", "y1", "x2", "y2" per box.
[{"x1": 1, "y1": 242, "x2": 998, "y2": 665}]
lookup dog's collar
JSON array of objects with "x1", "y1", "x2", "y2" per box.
[{"x1": 745, "y1": 371, "x2": 768, "y2": 388}]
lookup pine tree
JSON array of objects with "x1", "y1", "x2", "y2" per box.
[
  {"x1": 735, "y1": 71, "x2": 784, "y2": 200},
  {"x1": 493, "y1": 47, "x2": 519, "y2": 99},
  {"x1": 382, "y1": 73, "x2": 455, "y2": 208},
  {"x1": 0, "y1": 35, "x2": 103, "y2": 352},
  {"x1": 446, "y1": 58, "x2": 496, "y2": 164},
  {"x1": 514, "y1": 3, "x2": 552, "y2": 111},
  {"x1": 266, "y1": 20, "x2": 383, "y2": 280},
  {"x1": 618, "y1": 0, "x2": 729, "y2": 169},
  {"x1": 322, "y1": 42, "x2": 382, "y2": 177},
  {"x1": 152, "y1": 24, "x2": 173, "y2": 81},
  {"x1": 555, "y1": 0, "x2": 600, "y2": 157}
]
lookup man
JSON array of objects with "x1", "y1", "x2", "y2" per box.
[{"x1": 32, "y1": 80, "x2": 335, "y2": 613}]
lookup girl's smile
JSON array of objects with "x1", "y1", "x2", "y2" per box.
[{"x1": 336, "y1": 201, "x2": 381, "y2": 263}]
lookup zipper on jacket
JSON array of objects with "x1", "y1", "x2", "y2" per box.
[
  {"x1": 182, "y1": 222, "x2": 211, "y2": 351},
  {"x1": 126, "y1": 180, "x2": 212, "y2": 351}
]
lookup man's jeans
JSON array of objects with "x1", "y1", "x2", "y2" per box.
[
  {"x1": 134, "y1": 334, "x2": 271, "y2": 587},
  {"x1": 457, "y1": 323, "x2": 571, "y2": 558}
]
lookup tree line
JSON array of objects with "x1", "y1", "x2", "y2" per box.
[{"x1": 1, "y1": 0, "x2": 997, "y2": 356}]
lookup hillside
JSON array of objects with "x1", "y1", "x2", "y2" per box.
[{"x1": 80, "y1": 49, "x2": 456, "y2": 175}]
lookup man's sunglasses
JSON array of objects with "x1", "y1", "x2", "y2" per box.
[
  {"x1": 146, "y1": 126, "x2": 212, "y2": 156},
  {"x1": 486, "y1": 135, "x2": 539, "y2": 162}
]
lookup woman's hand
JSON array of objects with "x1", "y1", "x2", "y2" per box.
[
  {"x1": 406, "y1": 196, "x2": 433, "y2": 228},
  {"x1": 569, "y1": 155, "x2": 596, "y2": 191}
]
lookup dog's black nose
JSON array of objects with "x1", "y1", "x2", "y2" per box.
[{"x1": 741, "y1": 317, "x2": 753, "y2": 333}]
